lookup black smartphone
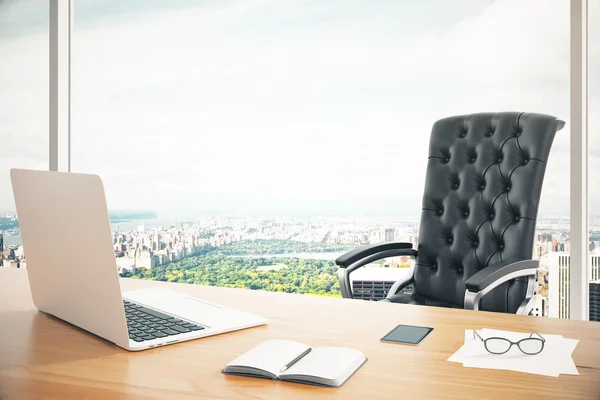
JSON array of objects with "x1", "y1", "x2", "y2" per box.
[{"x1": 381, "y1": 324, "x2": 434, "y2": 345}]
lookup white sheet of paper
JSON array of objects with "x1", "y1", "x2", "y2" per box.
[
  {"x1": 474, "y1": 329, "x2": 579, "y2": 376},
  {"x1": 447, "y1": 330, "x2": 478, "y2": 363},
  {"x1": 448, "y1": 329, "x2": 579, "y2": 377}
]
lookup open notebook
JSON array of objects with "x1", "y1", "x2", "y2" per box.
[{"x1": 222, "y1": 339, "x2": 367, "y2": 387}]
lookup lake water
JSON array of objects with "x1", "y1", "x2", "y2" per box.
[
  {"x1": 3, "y1": 234, "x2": 20, "y2": 246},
  {"x1": 233, "y1": 252, "x2": 344, "y2": 261}
]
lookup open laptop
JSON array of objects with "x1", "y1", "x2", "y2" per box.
[{"x1": 10, "y1": 169, "x2": 267, "y2": 351}]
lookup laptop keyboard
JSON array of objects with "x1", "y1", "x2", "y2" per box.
[{"x1": 124, "y1": 300, "x2": 205, "y2": 342}]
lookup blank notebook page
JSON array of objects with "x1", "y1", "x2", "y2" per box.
[
  {"x1": 226, "y1": 339, "x2": 310, "y2": 377},
  {"x1": 280, "y1": 347, "x2": 364, "y2": 380}
]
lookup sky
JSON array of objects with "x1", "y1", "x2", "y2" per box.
[{"x1": 0, "y1": 0, "x2": 599, "y2": 219}]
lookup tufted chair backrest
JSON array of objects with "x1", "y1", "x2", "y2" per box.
[{"x1": 415, "y1": 112, "x2": 564, "y2": 313}]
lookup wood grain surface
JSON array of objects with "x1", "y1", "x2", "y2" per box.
[{"x1": 0, "y1": 268, "x2": 599, "y2": 400}]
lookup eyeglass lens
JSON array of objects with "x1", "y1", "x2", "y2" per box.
[
  {"x1": 485, "y1": 338, "x2": 512, "y2": 354},
  {"x1": 518, "y1": 339, "x2": 544, "y2": 355}
]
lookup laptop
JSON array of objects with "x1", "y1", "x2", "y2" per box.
[{"x1": 10, "y1": 169, "x2": 267, "y2": 351}]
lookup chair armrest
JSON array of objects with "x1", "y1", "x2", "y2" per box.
[
  {"x1": 384, "y1": 266, "x2": 416, "y2": 300},
  {"x1": 336, "y1": 243, "x2": 417, "y2": 299},
  {"x1": 464, "y1": 259, "x2": 538, "y2": 311},
  {"x1": 465, "y1": 259, "x2": 538, "y2": 292},
  {"x1": 335, "y1": 242, "x2": 415, "y2": 268}
]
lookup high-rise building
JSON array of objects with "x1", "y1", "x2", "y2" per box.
[
  {"x1": 592, "y1": 256, "x2": 600, "y2": 281},
  {"x1": 384, "y1": 228, "x2": 395, "y2": 242},
  {"x1": 153, "y1": 234, "x2": 161, "y2": 251},
  {"x1": 531, "y1": 295, "x2": 546, "y2": 317},
  {"x1": 590, "y1": 281, "x2": 600, "y2": 322},
  {"x1": 548, "y1": 252, "x2": 600, "y2": 319},
  {"x1": 548, "y1": 253, "x2": 570, "y2": 319},
  {"x1": 351, "y1": 267, "x2": 413, "y2": 301},
  {"x1": 537, "y1": 233, "x2": 553, "y2": 242}
]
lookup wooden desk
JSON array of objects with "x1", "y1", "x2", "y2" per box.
[{"x1": 0, "y1": 268, "x2": 599, "y2": 400}]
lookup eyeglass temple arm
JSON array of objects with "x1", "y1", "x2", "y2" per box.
[
  {"x1": 529, "y1": 332, "x2": 545, "y2": 341},
  {"x1": 473, "y1": 330, "x2": 484, "y2": 341},
  {"x1": 474, "y1": 330, "x2": 544, "y2": 342}
]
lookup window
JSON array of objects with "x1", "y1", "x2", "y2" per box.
[
  {"x1": 69, "y1": 1, "x2": 571, "y2": 310},
  {"x1": 0, "y1": 0, "x2": 49, "y2": 269}
]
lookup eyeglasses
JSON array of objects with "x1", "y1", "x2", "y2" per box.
[{"x1": 473, "y1": 330, "x2": 546, "y2": 355}]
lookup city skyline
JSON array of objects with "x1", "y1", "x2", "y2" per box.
[{"x1": 2, "y1": 211, "x2": 587, "y2": 318}]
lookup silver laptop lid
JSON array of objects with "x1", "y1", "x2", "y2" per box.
[{"x1": 11, "y1": 169, "x2": 128, "y2": 347}]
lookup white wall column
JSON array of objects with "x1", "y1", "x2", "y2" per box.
[
  {"x1": 49, "y1": 0, "x2": 72, "y2": 172},
  {"x1": 570, "y1": 0, "x2": 589, "y2": 321}
]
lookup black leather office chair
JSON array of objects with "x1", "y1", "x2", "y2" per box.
[{"x1": 336, "y1": 112, "x2": 565, "y2": 314}]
